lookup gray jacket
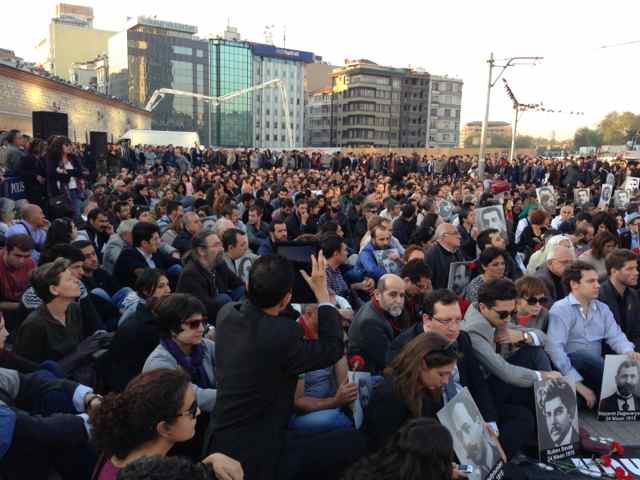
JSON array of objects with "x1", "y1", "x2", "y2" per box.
[
  {"x1": 143, "y1": 339, "x2": 217, "y2": 412},
  {"x1": 462, "y1": 304, "x2": 546, "y2": 388},
  {"x1": 222, "y1": 251, "x2": 257, "y2": 284},
  {"x1": 102, "y1": 234, "x2": 127, "y2": 275}
]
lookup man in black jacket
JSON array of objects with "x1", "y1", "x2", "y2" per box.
[
  {"x1": 534, "y1": 245, "x2": 573, "y2": 303},
  {"x1": 76, "y1": 208, "x2": 112, "y2": 263},
  {"x1": 425, "y1": 223, "x2": 464, "y2": 290},
  {"x1": 176, "y1": 230, "x2": 244, "y2": 324},
  {"x1": 387, "y1": 289, "x2": 534, "y2": 460},
  {"x1": 285, "y1": 197, "x2": 318, "y2": 240},
  {"x1": 113, "y1": 222, "x2": 180, "y2": 288},
  {"x1": 599, "y1": 249, "x2": 640, "y2": 350},
  {"x1": 173, "y1": 211, "x2": 203, "y2": 256},
  {"x1": 212, "y1": 253, "x2": 365, "y2": 480}
]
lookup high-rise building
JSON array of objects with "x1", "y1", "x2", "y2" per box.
[
  {"x1": 209, "y1": 33, "x2": 253, "y2": 147},
  {"x1": 35, "y1": 3, "x2": 115, "y2": 80},
  {"x1": 399, "y1": 69, "x2": 431, "y2": 148},
  {"x1": 330, "y1": 60, "x2": 403, "y2": 148},
  {"x1": 251, "y1": 43, "x2": 313, "y2": 148},
  {"x1": 108, "y1": 16, "x2": 210, "y2": 142},
  {"x1": 426, "y1": 75, "x2": 463, "y2": 148},
  {"x1": 305, "y1": 88, "x2": 333, "y2": 147}
]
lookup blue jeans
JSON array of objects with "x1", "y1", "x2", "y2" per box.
[
  {"x1": 568, "y1": 349, "x2": 604, "y2": 395},
  {"x1": 90, "y1": 287, "x2": 134, "y2": 311},
  {"x1": 289, "y1": 408, "x2": 353, "y2": 434}
]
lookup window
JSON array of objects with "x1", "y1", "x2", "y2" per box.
[
  {"x1": 173, "y1": 46, "x2": 193, "y2": 55},
  {"x1": 196, "y1": 49, "x2": 204, "y2": 57}
]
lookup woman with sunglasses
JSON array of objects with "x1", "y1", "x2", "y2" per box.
[
  {"x1": 90, "y1": 369, "x2": 242, "y2": 480},
  {"x1": 364, "y1": 331, "x2": 459, "y2": 453},
  {"x1": 514, "y1": 276, "x2": 549, "y2": 332},
  {"x1": 142, "y1": 293, "x2": 216, "y2": 460}
]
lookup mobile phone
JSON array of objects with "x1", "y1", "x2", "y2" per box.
[{"x1": 458, "y1": 465, "x2": 474, "y2": 475}]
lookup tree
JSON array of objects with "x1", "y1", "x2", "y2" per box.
[
  {"x1": 574, "y1": 127, "x2": 603, "y2": 148},
  {"x1": 598, "y1": 111, "x2": 640, "y2": 145}
]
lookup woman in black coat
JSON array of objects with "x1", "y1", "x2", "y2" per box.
[
  {"x1": 364, "y1": 332, "x2": 458, "y2": 452},
  {"x1": 16, "y1": 138, "x2": 47, "y2": 210}
]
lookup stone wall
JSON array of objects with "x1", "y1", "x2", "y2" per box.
[{"x1": 0, "y1": 64, "x2": 151, "y2": 143}]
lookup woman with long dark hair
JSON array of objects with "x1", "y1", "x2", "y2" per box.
[
  {"x1": 364, "y1": 332, "x2": 458, "y2": 452},
  {"x1": 45, "y1": 136, "x2": 83, "y2": 219},
  {"x1": 342, "y1": 418, "x2": 455, "y2": 480}
]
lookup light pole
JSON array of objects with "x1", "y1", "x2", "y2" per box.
[
  {"x1": 502, "y1": 78, "x2": 541, "y2": 162},
  {"x1": 478, "y1": 54, "x2": 543, "y2": 179}
]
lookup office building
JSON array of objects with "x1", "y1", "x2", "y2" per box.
[
  {"x1": 330, "y1": 60, "x2": 403, "y2": 148},
  {"x1": 305, "y1": 87, "x2": 333, "y2": 147},
  {"x1": 251, "y1": 43, "x2": 314, "y2": 148},
  {"x1": 427, "y1": 75, "x2": 463, "y2": 148},
  {"x1": 108, "y1": 16, "x2": 210, "y2": 142},
  {"x1": 35, "y1": 3, "x2": 115, "y2": 80},
  {"x1": 399, "y1": 69, "x2": 430, "y2": 148},
  {"x1": 209, "y1": 32, "x2": 253, "y2": 147},
  {"x1": 459, "y1": 120, "x2": 512, "y2": 147}
]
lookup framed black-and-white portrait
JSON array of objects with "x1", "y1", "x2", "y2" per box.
[
  {"x1": 614, "y1": 190, "x2": 631, "y2": 211},
  {"x1": 598, "y1": 355, "x2": 640, "y2": 421},
  {"x1": 447, "y1": 261, "x2": 471, "y2": 296},
  {"x1": 349, "y1": 371, "x2": 372, "y2": 429},
  {"x1": 573, "y1": 188, "x2": 591, "y2": 208},
  {"x1": 437, "y1": 200, "x2": 454, "y2": 221},
  {"x1": 373, "y1": 248, "x2": 401, "y2": 275},
  {"x1": 535, "y1": 377, "x2": 579, "y2": 461},
  {"x1": 437, "y1": 388, "x2": 504, "y2": 480},
  {"x1": 598, "y1": 184, "x2": 613, "y2": 209},
  {"x1": 475, "y1": 205, "x2": 507, "y2": 239},
  {"x1": 623, "y1": 177, "x2": 640, "y2": 193},
  {"x1": 537, "y1": 186, "x2": 557, "y2": 214}
]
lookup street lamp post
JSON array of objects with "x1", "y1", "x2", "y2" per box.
[{"x1": 478, "y1": 54, "x2": 543, "y2": 179}]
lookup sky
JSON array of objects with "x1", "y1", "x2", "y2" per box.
[{"x1": 1, "y1": 0, "x2": 639, "y2": 140}]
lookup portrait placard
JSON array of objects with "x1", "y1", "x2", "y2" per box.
[
  {"x1": 447, "y1": 261, "x2": 472, "y2": 296},
  {"x1": 614, "y1": 190, "x2": 630, "y2": 211},
  {"x1": 437, "y1": 388, "x2": 504, "y2": 480},
  {"x1": 349, "y1": 371, "x2": 372, "y2": 430},
  {"x1": 573, "y1": 188, "x2": 591, "y2": 208},
  {"x1": 598, "y1": 184, "x2": 613, "y2": 209},
  {"x1": 536, "y1": 187, "x2": 557, "y2": 214},
  {"x1": 598, "y1": 355, "x2": 640, "y2": 421},
  {"x1": 534, "y1": 377, "x2": 579, "y2": 462}
]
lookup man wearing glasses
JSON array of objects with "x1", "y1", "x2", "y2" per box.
[
  {"x1": 425, "y1": 223, "x2": 464, "y2": 290},
  {"x1": 462, "y1": 279, "x2": 560, "y2": 417},
  {"x1": 387, "y1": 288, "x2": 534, "y2": 460}
]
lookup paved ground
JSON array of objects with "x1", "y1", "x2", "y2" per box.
[{"x1": 580, "y1": 409, "x2": 640, "y2": 447}]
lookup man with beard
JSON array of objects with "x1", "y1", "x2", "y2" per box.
[
  {"x1": 358, "y1": 223, "x2": 403, "y2": 281},
  {"x1": 348, "y1": 274, "x2": 405, "y2": 373},
  {"x1": 452, "y1": 399, "x2": 502, "y2": 479},
  {"x1": 176, "y1": 230, "x2": 244, "y2": 323},
  {"x1": 539, "y1": 378, "x2": 579, "y2": 448},
  {"x1": 599, "y1": 360, "x2": 640, "y2": 413}
]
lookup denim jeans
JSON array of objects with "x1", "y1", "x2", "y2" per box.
[
  {"x1": 289, "y1": 408, "x2": 353, "y2": 434},
  {"x1": 568, "y1": 349, "x2": 604, "y2": 395}
]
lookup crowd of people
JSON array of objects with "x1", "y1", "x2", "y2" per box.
[{"x1": 1, "y1": 127, "x2": 640, "y2": 480}]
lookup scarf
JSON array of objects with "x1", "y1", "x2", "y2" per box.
[{"x1": 160, "y1": 338, "x2": 211, "y2": 389}]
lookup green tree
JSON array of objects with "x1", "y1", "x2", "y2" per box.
[
  {"x1": 598, "y1": 111, "x2": 640, "y2": 145},
  {"x1": 574, "y1": 127, "x2": 603, "y2": 147}
]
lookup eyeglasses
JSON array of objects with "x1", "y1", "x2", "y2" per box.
[
  {"x1": 183, "y1": 319, "x2": 205, "y2": 330},
  {"x1": 493, "y1": 309, "x2": 518, "y2": 320},
  {"x1": 432, "y1": 316, "x2": 462, "y2": 328},
  {"x1": 425, "y1": 341, "x2": 458, "y2": 360},
  {"x1": 177, "y1": 399, "x2": 198, "y2": 419},
  {"x1": 525, "y1": 296, "x2": 548, "y2": 306}
]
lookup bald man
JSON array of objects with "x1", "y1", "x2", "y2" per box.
[
  {"x1": 425, "y1": 223, "x2": 465, "y2": 290},
  {"x1": 347, "y1": 274, "x2": 407, "y2": 373},
  {"x1": 6, "y1": 204, "x2": 48, "y2": 261}
]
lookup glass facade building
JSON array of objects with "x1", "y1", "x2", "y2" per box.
[
  {"x1": 107, "y1": 18, "x2": 210, "y2": 144},
  {"x1": 209, "y1": 39, "x2": 253, "y2": 147}
]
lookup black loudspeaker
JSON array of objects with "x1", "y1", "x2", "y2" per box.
[
  {"x1": 90, "y1": 131, "x2": 108, "y2": 159},
  {"x1": 32, "y1": 111, "x2": 68, "y2": 140}
]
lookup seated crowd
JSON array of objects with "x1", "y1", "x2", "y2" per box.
[{"x1": 1, "y1": 136, "x2": 640, "y2": 480}]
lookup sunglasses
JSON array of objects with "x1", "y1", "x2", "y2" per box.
[
  {"x1": 494, "y1": 309, "x2": 517, "y2": 320},
  {"x1": 525, "y1": 296, "x2": 548, "y2": 306},
  {"x1": 177, "y1": 399, "x2": 198, "y2": 419},
  {"x1": 183, "y1": 319, "x2": 205, "y2": 330}
]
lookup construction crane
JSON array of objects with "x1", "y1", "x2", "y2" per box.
[{"x1": 144, "y1": 78, "x2": 293, "y2": 148}]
